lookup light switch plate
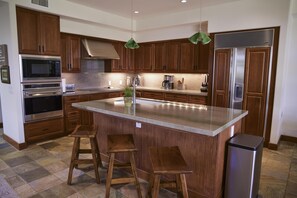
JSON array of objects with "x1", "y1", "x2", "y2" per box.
[{"x1": 136, "y1": 122, "x2": 142, "y2": 128}]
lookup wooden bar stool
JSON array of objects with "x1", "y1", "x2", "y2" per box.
[
  {"x1": 148, "y1": 146, "x2": 192, "y2": 198},
  {"x1": 105, "y1": 134, "x2": 142, "y2": 198},
  {"x1": 67, "y1": 125, "x2": 103, "y2": 185}
]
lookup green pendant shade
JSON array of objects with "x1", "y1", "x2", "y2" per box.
[
  {"x1": 189, "y1": 32, "x2": 211, "y2": 45},
  {"x1": 124, "y1": 38, "x2": 140, "y2": 49}
]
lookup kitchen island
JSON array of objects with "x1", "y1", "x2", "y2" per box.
[{"x1": 73, "y1": 98, "x2": 248, "y2": 198}]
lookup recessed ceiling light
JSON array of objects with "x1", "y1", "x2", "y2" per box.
[
  {"x1": 181, "y1": 0, "x2": 187, "y2": 3},
  {"x1": 134, "y1": 10, "x2": 139, "y2": 14}
]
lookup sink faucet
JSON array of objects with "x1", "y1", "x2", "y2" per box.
[{"x1": 132, "y1": 75, "x2": 140, "y2": 105}]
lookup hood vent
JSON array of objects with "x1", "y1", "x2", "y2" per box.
[{"x1": 82, "y1": 39, "x2": 120, "y2": 60}]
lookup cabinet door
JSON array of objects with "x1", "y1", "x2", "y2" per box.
[
  {"x1": 61, "y1": 34, "x2": 81, "y2": 73},
  {"x1": 196, "y1": 43, "x2": 210, "y2": 73},
  {"x1": 166, "y1": 42, "x2": 180, "y2": 72},
  {"x1": 213, "y1": 49, "x2": 231, "y2": 107},
  {"x1": 141, "y1": 91, "x2": 164, "y2": 100},
  {"x1": 188, "y1": 95, "x2": 207, "y2": 105},
  {"x1": 242, "y1": 47, "x2": 270, "y2": 137},
  {"x1": 135, "y1": 43, "x2": 154, "y2": 72},
  {"x1": 180, "y1": 42, "x2": 195, "y2": 72},
  {"x1": 164, "y1": 93, "x2": 188, "y2": 102},
  {"x1": 154, "y1": 42, "x2": 167, "y2": 72},
  {"x1": 126, "y1": 48, "x2": 135, "y2": 72},
  {"x1": 16, "y1": 7, "x2": 39, "y2": 54},
  {"x1": 39, "y1": 13, "x2": 60, "y2": 55}
]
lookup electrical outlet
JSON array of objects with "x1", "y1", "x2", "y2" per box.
[{"x1": 136, "y1": 122, "x2": 142, "y2": 128}]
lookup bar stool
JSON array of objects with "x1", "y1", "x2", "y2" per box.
[
  {"x1": 105, "y1": 134, "x2": 142, "y2": 198},
  {"x1": 67, "y1": 125, "x2": 103, "y2": 185},
  {"x1": 148, "y1": 146, "x2": 192, "y2": 198}
]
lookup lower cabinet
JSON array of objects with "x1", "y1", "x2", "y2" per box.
[
  {"x1": 140, "y1": 90, "x2": 207, "y2": 105},
  {"x1": 24, "y1": 117, "x2": 64, "y2": 144},
  {"x1": 64, "y1": 91, "x2": 123, "y2": 134}
]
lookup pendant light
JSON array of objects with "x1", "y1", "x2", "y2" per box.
[
  {"x1": 124, "y1": 0, "x2": 139, "y2": 49},
  {"x1": 189, "y1": 0, "x2": 211, "y2": 45}
]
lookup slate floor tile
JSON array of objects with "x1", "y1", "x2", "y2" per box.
[
  {"x1": 4, "y1": 155, "x2": 32, "y2": 167},
  {"x1": 19, "y1": 167, "x2": 50, "y2": 183}
]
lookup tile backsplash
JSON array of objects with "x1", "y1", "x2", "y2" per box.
[{"x1": 62, "y1": 60, "x2": 208, "y2": 91}]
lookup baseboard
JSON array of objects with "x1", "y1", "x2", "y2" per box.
[
  {"x1": 3, "y1": 134, "x2": 27, "y2": 150},
  {"x1": 281, "y1": 135, "x2": 297, "y2": 143},
  {"x1": 267, "y1": 143, "x2": 278, "y2": 150}
]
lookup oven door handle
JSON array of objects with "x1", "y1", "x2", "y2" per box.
[{"x1": 24, "y1": 92, "x2": 62, "y2": 98}]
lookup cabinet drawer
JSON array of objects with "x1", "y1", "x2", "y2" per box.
[
  {"x1": 188, "y1": 95, "x2": 207, "y2": 105},
  {"x1": 64, "y1": 96, "x2": 80, "y2": 113},
  {"x1": 108, "y1": 92, "x2": 122, "y2": 98},
  {"x1": 142, "y1": 91, "x2": 164, "y2": 100},
  {"x1": 164, "y1": 93, "x2": 188, "y2": 102},
  {"x1": 65, "y1": 115, "x2": 81, "y2": 134},
  {"x1": 25, "y1": 117, "x2": 64, "y2": 143},
  {"x1": 89, "y1": 93, "x2": 108, "y2": 100}
]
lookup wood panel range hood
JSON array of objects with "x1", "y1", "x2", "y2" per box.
[{"x1": 81, "y1": 39, "x2": 120, "y2": 60}]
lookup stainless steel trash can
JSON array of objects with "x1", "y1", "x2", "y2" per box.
[{"x1": 225, "y1": 134, "x2": 264, "y2": 198}]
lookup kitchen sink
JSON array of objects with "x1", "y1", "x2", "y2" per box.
[{"x1": 114, "y1": 98, "x2": 168, "y2": 105}]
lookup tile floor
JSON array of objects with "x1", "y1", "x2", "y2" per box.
[{"x1": 0, "y1": 128, "x2": 296, "y2": 198}]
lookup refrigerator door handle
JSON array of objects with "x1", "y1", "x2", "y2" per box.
[{"x1": 234, "y1": 83, "x2": 243, "y2": 101}]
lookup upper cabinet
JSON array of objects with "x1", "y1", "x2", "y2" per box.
[
  {"x1": 134, "y1": 43, "x2": 154, "y2": 72},
  {"x1": 61, "y1": 33, "x2": 81, "y2": 73},
  {"x1": 16, "y1": 7, "x2": 60, "y2": 56},
  {"x1": 110, "y1": 42, "x2": 135, "y2": 72},
  {"x1": 135, "y1": 39, "x2": 210, "y2": 74}
]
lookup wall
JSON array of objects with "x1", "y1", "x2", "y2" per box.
[
  {"x1": 0, "y1": 1, "x2": 25, "y2": 143},
  {"x1": 62, "y1": 60, "x2": 129, "y2": 89},
  {"x1": 282, "y1": 0, "x2": 297, "y2": 138}
]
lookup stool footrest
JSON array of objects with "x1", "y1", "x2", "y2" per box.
[
  {"x1": 160, "y1": 181, "x2": 177, "y2": 189},
  {"x1": 111, "y1": 177, "x2": 136, "y2": 185},
  {"x1": 78, "y1": 149, "x2": 92, "y2": 153},
  {"x1": 113, "y1": 162, "x2": 132, "y2": 168},
  {"x1": 73, "y1": 159, "x2": 95, "y2": 164}
]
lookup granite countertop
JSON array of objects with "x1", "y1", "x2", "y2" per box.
[
  {"x1": 72, "y1": 97, "x2": 248, "y2": 137},
  {"x1": 63, "y1": 86, "x2": 207, "y2": 96}
]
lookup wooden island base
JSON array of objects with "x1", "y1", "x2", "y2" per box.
[{"x1": 94, "y1": 112, "x2": 242, "y2": 198}]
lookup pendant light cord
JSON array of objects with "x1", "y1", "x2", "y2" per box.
[
  {"x1": 199, "y1": 0, "x2": 202, "y2": 32},
  {"x1": 131, "y1": 0, "x2": 133, "y2": 38}
]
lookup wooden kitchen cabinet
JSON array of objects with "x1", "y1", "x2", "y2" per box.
[
  {"x1": 110, "y1": 42, "x2": 135, "y2": 72},
  {"x1": 61, "y1": 33, "x2": 81, "y2": 73},
  {"x1": 188, "y1": 95, "x2": 207, "y2": 105},
  {"x1": 164, "y1": 93, "x2": 188, "y2": 103},
  {"x1": 16, "y1": 7, "x2": 60, "y2": 55},
  {"x1": 141, "y1": 91, "x2": 164, "y2": 100},
  {"x1": 134, "y1": 43, "x2": 154, "y2": 72},
  {"x1": 24, "y1": 117, "x2": 64, "y2": 144},
  {"x1": 63, "y1": 95, "x2": 81, "y2": 134},
  {"x1": 153, "y1": 42, "x2": 167, "y2": 72},
  {"x1": 180, "y1": 42, "x2": 196, "y2": 72}
]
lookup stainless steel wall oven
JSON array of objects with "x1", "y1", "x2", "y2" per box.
[{"x1": 22, "y1": 82, "x2": 63, "y2": 122}]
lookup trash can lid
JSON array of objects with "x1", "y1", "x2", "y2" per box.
[{"x1": 228, "y1": 134, "x2": 264, "y2": 151}]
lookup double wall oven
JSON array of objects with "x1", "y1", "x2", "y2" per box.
[{"x1": 20, "y1": 55, "x2": 63, "y2": 122}]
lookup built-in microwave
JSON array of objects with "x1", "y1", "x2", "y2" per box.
[{"x1": 20, "y1": 54, "x2": 61, "y2": 82}]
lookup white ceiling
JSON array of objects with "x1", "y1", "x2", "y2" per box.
[{"x1": 67, "y1": 0, "x2": 238, "y2": 20}]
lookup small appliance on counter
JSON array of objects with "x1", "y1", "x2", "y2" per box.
[
  {"x1": 200, "y1": 75, "x2": 208, "y2": 92},
  {"x1": 177, "y1": 78, "x2": 185, "y2": 90},
  {"x1": 65, "y1": 84, "x2": 76, "y2": 92},
  {"x1": 162, "y1": 75, "x2": 174, "y2": 89}
]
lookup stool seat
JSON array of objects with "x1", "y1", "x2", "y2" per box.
[
  {"x1": 108, "y1": 134, "x2": 137, "y2": 153},
  {"x1": 69, "y1": 125, "x2": 97, "y2": 138},
  {"x1": 67, "y1": 125, "x2": 103, "y2": 185},
  {"x1": 148, "y1": 146, "x2": 192, "y2": 198},
  {"x1": 105, "y1": 134, "x2": 142, "y2": 198}
]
